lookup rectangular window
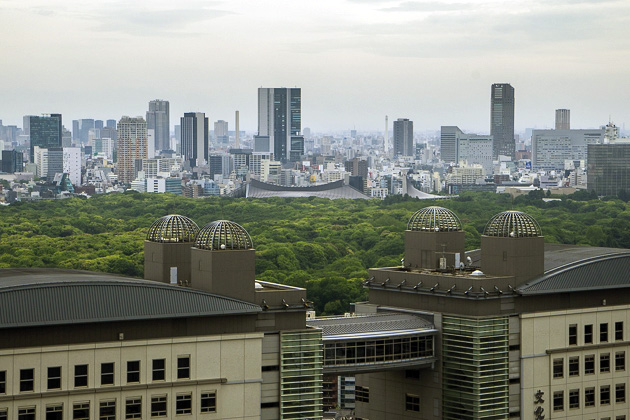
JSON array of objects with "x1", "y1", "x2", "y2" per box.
[
  {"x1": 46, "y1": 404, "x2": 63, "y2": 420},
  {"x1": 200, "y1": 392, "x2": 216, "y2": 413},
  {"x1": 101, "y1": 363, "x2": 114, "y2": 386},
  {"x1": 553, "y1": 358, "x2": 564, "y2": 378},
  {"x1": 585, "y1": 354, "x2": 595, "y2": 374},
  {"x1": 152, "y1": 359, "x2": 165, "y2": 381},
  {"x1": 0, "y1": 408, "x2": 7, "y2": 420},
  {"x1": 99, "y1": 400, "x2": 116, "y2": 420},
  {"x1": 617, "y1": 351, "x2": 626, "y2": 371},
  {"x1": 73, "y1": 402, "x2": 90, "y2": 420},
  {"x1": 569, "y1": 324, "x2": 578, "y2": 345},
  {"x1": 151, "y1": 395, "x2": 167, "y2": 417},
  {"x1": 18, "y1": 407, "x2": 35, "y2": 420},
  {"x1": 74, "y1": 365, "x2": 88, "y2": 388},
  {"x1": 125, "y1": 397, "x2": 142, "y2": 419},
  {"x1": 405, "y1": 394, "x2": 420, "y2": 412},
  {"x1": 127, "y1": 361, "x2": 140, "y2": 383},
  {"x1": 356, "y1": 386, "x2": 370, "y2": 403},
  {"x1": 177, "y1": 356, "x2": 190, "y2": 379},
  {"x1": 585, "y1": 324, "x2": 594, "y2": 344},
  {"x1": 601, "y1": 323, "x2": 609, "y2": 342},
  {"x1": 617, "y1": 383, "x2": 626, "y2": 403},
  {"x1": 47, "y1": 367, "x2": 61, "y2": 390},
  {"x1": 20, "y1": 369, "x2": 34, "y2": 392},
  {"x1": 553, "y1": 391, "x2": 564, "y2": 411},
  {"x1": 585, "y1": 387, "x2": 595, "y2": 407},
  {"x1": 617, "y1": 416, "x2": 627, "y2": 420},
  {"x1": 569, "y1": 389, "x2": 579, "y2": 409},
  {"x1": 0, "y1": 371, "x2": 6, "y2": 394},
  {"x1": 569, "y1": 356, "x2": 580, "y2": 376},
  {"x1": 601, "y1": 353, "x2": 611, "y2": 373},
  {"x1": 601, "y1": 385, "x2": 611, "y2": 405},
  {"x1": 175, "y1": 393, "x2": 192, "y2": 415},
  {"x1": 616, "y1": 321, "x2": 624, "y2": 341}
]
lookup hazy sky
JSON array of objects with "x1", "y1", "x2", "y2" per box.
[{"x1": 1, "y1": 0, "x2": 628, "y2": 133}]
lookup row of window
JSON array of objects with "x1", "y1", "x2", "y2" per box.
[
  {"x1": 354, "y1": 386, "x2": 420, "y2": 413},
  {"x1": 0, "y1": 357, "x2": 190, "y2": 394},
  {"x1": 569, "y1": 322, "x2": 624, "y2": 346},
  {"x1": 553, "y1": 352, "x2": 626, "y2": 378},
  {"x1": 0, "y1": 392, "x2": 216, "y2": 420},
  {"x1": 553, "y1": 384, "x2": 626, "y2": 411}
]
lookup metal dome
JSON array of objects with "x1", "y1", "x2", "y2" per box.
[
  {"x1": 195, "y1": 220, "x2": 254, "y2": 251},
  {"x1": 407, "y1": 206, "x2": 462, "y2": 232},
  {"x1": 483, "y1": 210, "x2": 542, "y2": 238},
  {"x1": 146, "y1": 215, "x2": 200, "y2": 243}
]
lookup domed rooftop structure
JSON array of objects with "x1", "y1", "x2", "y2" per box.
[
  {"x1": 483, "y1": 210, "x2": 542, "y2": 238},
  {"x1": 407, "y1": 206, "x2": 462, "y2": 232},
  {"x1": 146, "y1": 215, "x2": 200, "y2": 243},
  {"x1": 195, "y1": 220, "x2": 254, "y2": 251}
]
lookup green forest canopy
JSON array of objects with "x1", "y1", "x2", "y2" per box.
[{"x1": 1, "y1": 191, "x2": 629, "y2": 314}]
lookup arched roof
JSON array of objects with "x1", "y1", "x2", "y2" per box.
[
  {"x1": 483, "y1": 210, "x2": 542, "y2": 237},
  {"x1": 408, "y1": 206, "x2": 462, "y2": 232},
  {"x1": 195, "y1": 220, "x2": 254, "y2": 251},
  {"x1": 146, "y1": 215, "x2": 199, "y2": 243}
]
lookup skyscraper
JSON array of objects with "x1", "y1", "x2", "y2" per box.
[
  {"x1": 146, "y1": 100, "x2": 170, "y2": 151},
  {"x1": 393, "y1": 118, "x2": 413, "y2": 157},
  {"x1": 214, "y1": 120, "x2": 229, "y2": 144},
  {"x1": 490, "y1": 83, "x2": 515, "y2": 159},
  {"x1": 29, "y1": 114, "x2": 62, "y2": 163},
  {"x1": 116, "y1": 116, "x2": 148, "y2": 184},
  {"x1": 555, "y1": 108, "x2": 570, "y2": 130},
  {"x1": 180, "y1": 112, "x2": 208, "y2": 167},
  {"x1": 256, "y1": 87, "x2": 303, "y2": 162}
]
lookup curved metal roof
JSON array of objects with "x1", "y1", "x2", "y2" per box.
[
  {"x1": 0, "y1": 269, "x2": 260, "y2": 329},
  {"x1": 307, "y1": 313, "x2": 435, "y2": 338},
  {"x1": 195, "y1": 220, "x2": 253, "y2": 251},
  {"x1": 246, "y1": 179, "x2": 370, "y2": 200},
  {"x1": 146, "y1": 214, "x2": 199, "y2": 243},
  {"x1": 517, "y1": 252, "x2": 630, "y2": 295},
  {"x1": 408, "y1": 206, "x2": 462, "y2": 232},
  {"x1": 483, "y1": 210, "x2": 542, "y2": 237}
]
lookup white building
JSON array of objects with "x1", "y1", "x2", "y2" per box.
[
  {"x1": 531, "y1": 129, "x2": 604, "y2": 171},
  {"x1": 63, "y1": 147, "x2": 81, "y2": 186}
]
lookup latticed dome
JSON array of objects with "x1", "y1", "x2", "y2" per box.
[
  {"x1": 483, "y1": 210, "x2": 542, "y2": 238},
  {"x1": 407, "y1": 206, "x2": 462, "y2": 232},
  {"x1": 195, "y1": 220, "x2": 254, "y2": 251},
  {"x1": 146, "y1": 215, "x2": 200, "y2": 243}
]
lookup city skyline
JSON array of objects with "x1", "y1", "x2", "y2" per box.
[{"x1": 0, "y1": 0, "x2": 628, "y2": 132}]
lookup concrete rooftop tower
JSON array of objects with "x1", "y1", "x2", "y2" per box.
[
  {"x1": 144, "y1": 215, "x2": 200, "y2": 285},
  {"x1": 404, "y1": 206, "x2": 466, "y2": 270}
]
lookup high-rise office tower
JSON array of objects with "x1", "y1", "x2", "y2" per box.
[
  {"x1": 106, "y1": 119, "x2": 116, "y2": 129},
  {"x1": 1, "y1": 150, "x2": 23, "y2": 173},
  {"x1": 75, "y1": 119, "x2": 95, "y2": 144},
  {"x1": 256, "y1": 87, "x2": 303, "y2": 162},
  {"x1": 116, "y1": 116, "x2": 148, "y2": 184},
  {"x1": 555, "y1": 109, "x2": 570, "y2": 130},
  {"x1": 146, "y1": 100, "x2": 170, "y2": 151},
  {"x1": 490, "y1": 83, "x2": 515, "y2": 159},
  {"x1": 393, "y1": 118, "x2": 413, "y2": 157},
  {"x1": 29, "y1": 114, "x2": 62, "y2": 163},
  {"x1": 214, "y1": 120, "x2": 229, "y2": 144},
  {"x1": 95, "y1": 120, "x2": 104, "y2": 130},
  {"x1": 22, "y1": 115, "x2": 35, "y2": 136},
  {"x1": 181, "y1": 112, "x2": 208, "y2": 167}
]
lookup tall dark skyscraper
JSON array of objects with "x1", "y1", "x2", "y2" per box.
[
  {"x1": 29, "y1": 114, "x2": 62, "y2": 163},
  {"x1": 490, "y1": 83, "x2": 515, "y2": 159},
  {"x1": 393, "y1": 118, "x2": 413, "y2": 157},
  {"x1": 181, "y1": 112, "x2": 208, "y2": 168},
  {"x1": 256, "y1": 88, "x2": 303, "y2": 162},
  {"x1": 146, "y1": 100, "x2": 170, "y2": 151},
  {"x1": 1, "y1": 150, "x2": 23, "y2": 173}
]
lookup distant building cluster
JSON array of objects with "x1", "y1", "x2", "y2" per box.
[{"x1": 0, "y1": 84, "x2": 629, "y2": 203}]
